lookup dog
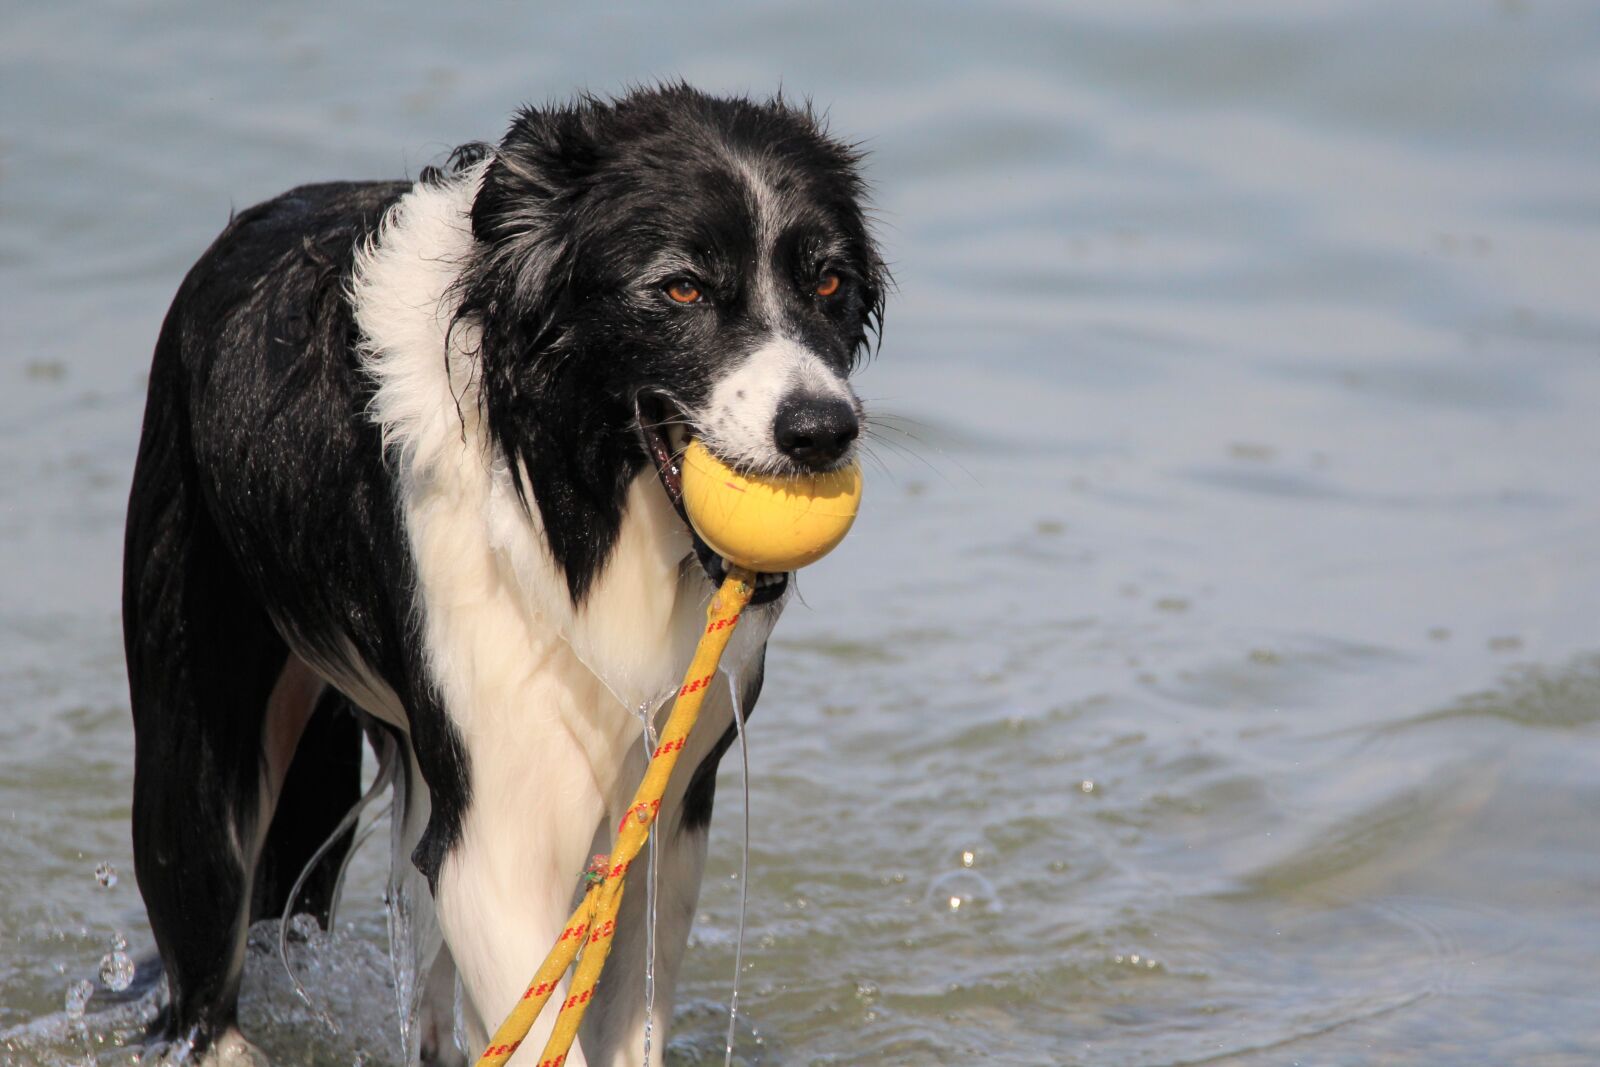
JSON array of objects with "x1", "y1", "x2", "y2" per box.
[{"x1": 122, "y1": 84, "x2": 885, "y2": 1065}]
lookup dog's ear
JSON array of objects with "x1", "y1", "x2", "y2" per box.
[
  {"x1": 454, "y1": 102, "x2": 611, "y2": 456},
  {"x1": 451, "y1": 103, "x2": 637, "y2": 602},
  {"x1": 466, "y1": 104, "x2": 605, "y2": 325}
]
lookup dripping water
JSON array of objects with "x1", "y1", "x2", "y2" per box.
[
  {"x1": 640, "y1": 697, "x2": 661, "y2": 1066},
  {"x1": 723, "y1": 671, "x2": 752, "y2": 1067},
  {"x1": 278, "y1": 735, "x2": 398, "y2": 1033},
  {"x1": 633, "y1": 688, "x2": 676, "y2": 1067}
]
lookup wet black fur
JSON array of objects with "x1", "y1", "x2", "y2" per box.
[
  {"x1": 124, "y1": 180, "x2": 470, "y2": 1049},
  {"x1": 123, "y1": 85, "x2": 882, "y2": 1055}
]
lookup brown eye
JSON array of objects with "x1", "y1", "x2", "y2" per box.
[
  {"x1": 666, "y1": 280, "x2": 703, "y2": 304},
  {"x1": 815, "y1": 273, "x2": 842, "y2": 298}
]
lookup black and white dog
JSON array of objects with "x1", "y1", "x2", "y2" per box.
[{"x1": 123, "y1": 85, "x2": 884, "y2": 1065}]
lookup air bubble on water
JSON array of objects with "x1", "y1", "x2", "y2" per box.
[
  {"x1": 927, "y1": 869, "x2": 1001, "y2": 915},
  {"x1": 98, "y1": 948, "x2": 135, "y2": 992},
  {"x1": 64, "y1": 978, "x2": 94, "y2": 1017},
  {"x1": 94, "y1": 861, "x2": 118, "y2": 889},
  {"x1": 109, "y1": 931, "x2": 128, "y2": 953},
  {"x1": 1113, "y1": 951, "x2": 1162, "y2": 971},
  {"x1": 1079, "y1": 779, "x2": 1096, "y2": 794},
  {"x1": 960, "y1": 850, "x2": 976, "y2": 868}
]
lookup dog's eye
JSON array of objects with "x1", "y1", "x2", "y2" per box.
[
  {"x1": 815, "y1": 273, "x2": 842, "y2": 298},
  {"x1": 665, "y1": 280, "x2": 704, "y2": 305}
]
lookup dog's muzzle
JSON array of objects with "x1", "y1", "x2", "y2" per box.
[{"x1": 636, "y1": 393, "x2": 789, "y2": 606}]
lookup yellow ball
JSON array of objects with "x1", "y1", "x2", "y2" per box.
[{"x1": 680, "y1": 439, "x2": 862, "y2": 573}]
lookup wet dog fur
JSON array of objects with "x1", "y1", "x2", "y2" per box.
[{"x1": 123, "y1": 85, "x2": 883, "y2": 1065}]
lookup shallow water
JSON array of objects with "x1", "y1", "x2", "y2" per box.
[{"x1": 4, "y1": 1, "x2": 1600, "y2": 1064}]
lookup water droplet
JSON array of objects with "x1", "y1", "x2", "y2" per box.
[
  {"x1": 1113, "y1": 949, "x2": 1163, "y2": 971},
  {"x1": 64, "y1": 978, "x2": 94, "y2": 1017},
  {"x1": 854, "y1": 980, "x2": 879, "y2": 1001},
  {"x1": 94, "y1": 861, "x2": 118, "y2": 889},
  {"x1": 109, "y1": 931, "x2": 128, "y2": 953},
  {"x1": 287, "y1": 912, "x2": 320, "y2": 942},
  {"x1": 960, "y1": 850, "x2": 976, "y2": 868},
  {"x1": 98, "y1": 949, "x2": 135, "y2": 992},
  {"x1": 1079, "y1": 779, "x2": 1096, "y2": 794},
  {"x1": 948, "y1": 896, "x2": 962, "y2": 910}
]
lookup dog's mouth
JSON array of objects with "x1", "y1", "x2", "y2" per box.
[{"x1": 636, "y1": 393, "x2": 789, "y2": 606}]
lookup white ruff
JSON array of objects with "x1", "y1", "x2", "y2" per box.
[{"x1": 350, "y1": 165, "x2": 778, "y2": 1065}]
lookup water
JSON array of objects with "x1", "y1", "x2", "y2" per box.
[
  {"x1": 3, "y1": 1, "x2": 1600, "y2": 1063},
  {"x1": 721, "y1": 675, "x2": 753, "y2": 1067}
]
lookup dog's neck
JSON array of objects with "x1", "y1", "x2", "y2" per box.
[{"x1": 352, "y1": 164, "x2": 776, "y2": 749}]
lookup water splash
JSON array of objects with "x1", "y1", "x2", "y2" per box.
[
  {"x1": 62, "y1": 979, "x2": 93, "y2": 1018},
  {"x1": 330, "y1": 804, "x2": 389, "y2": 931},
  {"x1": 98, "y1": 946, "x2": 135, "y2": 992},
  {"x1": 384, "y1": 741, "x2": 444, "y2": 1065},
  {"x1": 93, "y1": 861, "x2": 117, "y2": 889},
  {"x1": 278, "y1": 735, "x2": 398, "y2": 1035},
  {"x1": 722, "y1": 672, "x2": 752, "y2": 1067},
  {"x1": 238, "y1": 918, "x2": 401, "y2": 1064}
]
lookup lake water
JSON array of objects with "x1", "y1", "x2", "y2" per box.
[{"x1": 3, "y1": 2, "x2": 1599, "y2": 1064}]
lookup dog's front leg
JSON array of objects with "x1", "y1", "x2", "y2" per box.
[
  {"x1": 575, "y1": 797, "x2": 715, "y2": 1067},
  {"x1": 431, "y1": 727, "x2": 616, "y2": 1066},
  {"x1": 577, "y1": 671, "x2": 756, "y2": 1067}
]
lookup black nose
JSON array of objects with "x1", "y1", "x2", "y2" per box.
[{"x1": 773, "y1": 395, "x2": 859, "y2": 470}]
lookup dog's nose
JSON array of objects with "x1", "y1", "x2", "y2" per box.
[{"x1": 773, "y1": 395, "x2": 859, "y2": 470}]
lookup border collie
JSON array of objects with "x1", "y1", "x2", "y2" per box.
[{"x1": 123, "y1": 84, "x2": 884, "y2": 1065}]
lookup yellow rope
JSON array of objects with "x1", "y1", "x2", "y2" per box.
[{"x1": 476, "y1": 567, "x2": 757, "y2": 1067}]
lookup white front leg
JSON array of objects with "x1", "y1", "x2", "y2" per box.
[
  {"x1": 436, "y1": 671, "x2": 739, "y2": 1067},
  {"x1": 433, "y1": 703, "x2": 621, "y2": 1067},
  {"x1": 578, "y1": 728, "x2": 728, "y2": 1066}
]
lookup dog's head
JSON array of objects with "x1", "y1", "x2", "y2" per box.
[{"x1": 453, "y1": 85, "x2": 885, "y2": 605}]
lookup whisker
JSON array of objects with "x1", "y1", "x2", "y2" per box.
[
  {"x1": 858, "y1": 412, "x2": 981, "y2": 486},
  {"x1": 854, "y1": 442, "x2": 900, "y2": 486},
  {"x1": 860, "y1": 427, "x2": 968, "y2": 486}
]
